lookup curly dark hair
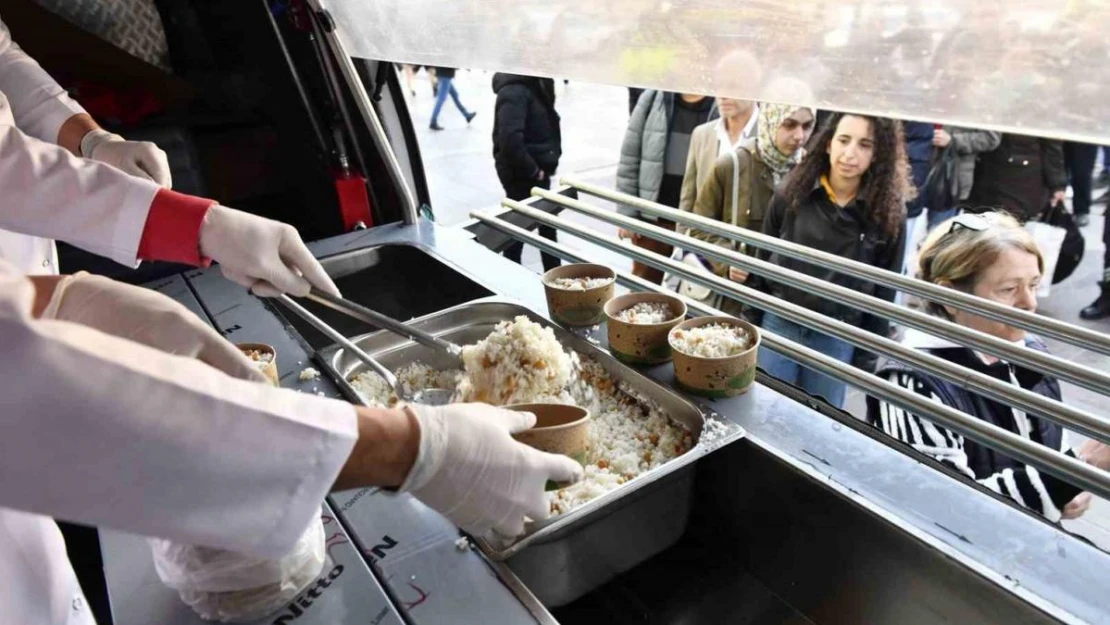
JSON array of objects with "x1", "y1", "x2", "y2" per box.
[{"x1": 780, "y1": 113, "x2": 914, "y2": 238}]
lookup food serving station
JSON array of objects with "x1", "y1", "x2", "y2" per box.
[
  {"x1": 94, "y1": 0, "x2": 1110, "y2": 622},
  {"x1": 99, "y1": 218, "x2": 1109, "y2": 624}
]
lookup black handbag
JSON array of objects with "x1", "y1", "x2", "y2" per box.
[
  {"x1": 921, "y1": 145, "x2": 960, "y2": 213},
  {"x1": 1041, "y1": 203, "x2": 1085, "y2": 284}
]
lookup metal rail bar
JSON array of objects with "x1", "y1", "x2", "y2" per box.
[
  {"x1": 471, "y1": 211, "x2": 1110, "y2": 502},
  {"x1": 531, "y1": 188, "x2": 1110, "y2": 399},
  {"x1": 499, "y1": 198, "x2": 1110, "y2": 448},
  {"x1": 562, "y1": 176, "x2": 1110, "y2": 357},
  {"x1": 309, "y1": 0, "x2": 420, "y2": 225}
]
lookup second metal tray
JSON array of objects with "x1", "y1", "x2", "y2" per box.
[{"x1": 316, "y1": 297, "x2": 745, "y2": 558}]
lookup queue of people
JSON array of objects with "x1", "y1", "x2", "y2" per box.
[{"x1": 612, "y1": 86, "x2": 1110, "y2": 523}]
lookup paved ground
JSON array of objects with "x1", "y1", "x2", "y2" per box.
[{"x1": 406, "y1": 70, "x2": 1110, "y2": 549}]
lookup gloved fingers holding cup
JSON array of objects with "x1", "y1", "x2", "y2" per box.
[
  {"x1": 399, "y1": 402, "x2": 584, "y2": 541},
  {"x1": 198, "y1": 205, "x2": 341, "y2": 298}
]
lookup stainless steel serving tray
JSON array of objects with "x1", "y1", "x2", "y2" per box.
[{"x1": 315, "y1": 297, "x2": 745, "y2": 559}]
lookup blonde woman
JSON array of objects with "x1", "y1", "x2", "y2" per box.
[{"x1": 866, "y1": 212, "x2": 1109, "y2": 521}]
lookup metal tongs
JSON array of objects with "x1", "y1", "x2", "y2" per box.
[{"x1": 277, "y1": 294, "x2": 455, "y2": 406}]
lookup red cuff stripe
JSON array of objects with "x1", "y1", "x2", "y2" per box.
[{"x1": 137, "y1": 189, "x2": 215, "y2": 266}]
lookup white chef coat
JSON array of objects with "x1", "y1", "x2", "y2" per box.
[
  {"x1": 0, "y1": 95, "x2": 361, "y2": 623},
  {"x1": 0, "y1": 16, "x2": 93, "y2": 275}
]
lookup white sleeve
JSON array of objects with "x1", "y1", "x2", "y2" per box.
[
  {"x1": 0, "y1": 17, "x2": 86, "y2": 143},
  {"x1": 0, "y1": 262, "x2": 359, "y2": 559},
  {"x1": 0, "y1": 97, "x2": 156, "y2": 266}
]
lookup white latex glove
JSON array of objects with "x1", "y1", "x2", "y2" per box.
[
  {"x1": 42, "y1": 272, "x2": 266, "y2": 383},
  {"x1": 82, "y1": 129, "x2": 172, "y2": 188},
  {"x1": 198, "y1": 205, "x2": 340, "y2": 298},
  {"x1": 400, "y1": 403, "x2": 584, "y2": 539}
]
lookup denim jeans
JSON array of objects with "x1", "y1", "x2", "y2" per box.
[
  {"x1": 759, "y1": 311, "x2": 855, "y2": 408},
  {"x1": 431, "y1": 77, "x2": 470, "y2": 124}
]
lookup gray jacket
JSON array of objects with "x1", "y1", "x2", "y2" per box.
[
  {"x1": 616, "y1": 91, "x2": 717, "y2": 218},
  {"x1": 949, "y1": 127, "x2": 1002, "y2": 201}
]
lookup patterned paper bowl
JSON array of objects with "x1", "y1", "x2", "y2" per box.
[
  {"x1": 238, "y1": 343, "x2": 279, "y2": 386},
  {"x1": 603, "y1": 292, "x2": 687, "y2": 365},
  {"x1": 669, "y1": 316, "x2": 760, "y2": 398},
  {"x1": 542, "y1": 264, "x2": 617, "y2": 326},
  {"x1": 508, "y1": 403, "x2": 591, "y2": 490}
]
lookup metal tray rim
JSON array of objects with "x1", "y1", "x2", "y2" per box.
[{"x1": 314, "y1": 296, "x2": 746, "y2": 560}]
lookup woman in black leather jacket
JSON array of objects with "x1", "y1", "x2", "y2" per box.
[{"x1": 753, "y1": 112, "x2": 912, "y2": 408}]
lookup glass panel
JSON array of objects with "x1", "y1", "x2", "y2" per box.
[{"x1": 324, "y1": 0, "x2": 1107, "y2": 143}]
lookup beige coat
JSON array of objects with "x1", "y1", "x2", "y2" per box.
[
  {"x1": 679, "y1": 119, "x2": 757, "y2": 215},
  {"x1": 689, "y1": 147, "x2": 775, "y2": 277}
]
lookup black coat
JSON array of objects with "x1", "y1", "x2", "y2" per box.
[
  {"x1": 755, "y1": 184, "x2": 905, "y2": 371},
  {"x1": 903, "y1": 121, "x2": 936, "y2": 218},
  {"x1": 492, "y1": 74, "x2": 561, "y2": 186},
  {"x1": 965, "y1": 134, "x2": 1066, "y2": 220}
]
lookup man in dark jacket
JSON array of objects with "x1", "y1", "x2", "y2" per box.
[
  {"x1": 492, "y1": 73, "x2": 562, "y2": 271},
  {"x1": 965, "y1": 134, "x2": 1067, "y2": 220}
]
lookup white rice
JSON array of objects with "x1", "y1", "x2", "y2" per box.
[
  {"x1": 670, "y1": 323, "x2": 752, "y2": 358},
  {"x1": 244, "y1": 350, "x2": 273, "y2": 369},
  {"x1": 347, "y1": 317, "x2": 695, "y2": 517},
  {"x1": 456, "y1": 316, "x2": 573, "y2": 406},
  {"x1": 614, "y1": 302, "x2": 674, "y2": 324},
  {"x1": 546, "y1": 276, "x2": 614, "y2": 291},
  {"x1": 298, "y1": 367, "x2": 320, "y2": 381}
]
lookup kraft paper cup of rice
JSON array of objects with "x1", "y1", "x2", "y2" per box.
[
  {"x1": 542, "y1": 263, "x2": 617, "y2": 326},
  {"x1": 508, "y1": 403, "x2": 591, "y2": 491},
  {"x1": 604, "y1": 292, "x2": 686, "y2": 365},
  {"x1": 238, "y1": 343, "x2": 279, "y2": 386},
  {"x1": 669, "y1": 316, "x2": 760, "y2": 397}
]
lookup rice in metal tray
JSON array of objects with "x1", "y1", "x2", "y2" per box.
[
  {"x1": 670, "y1": 323, "x2": 752, "y2": 358},
  {"x1": 614, "y1": 302, "x2": 674, "y2": 324},
  {"x1": 348, "y1": 316, "x2": 694, "y2": 515}
]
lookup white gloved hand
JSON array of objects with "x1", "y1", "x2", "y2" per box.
[
  {"x1": 400, "y1": 403, "x2": 584, "y2": 539},
  {"x1": 198, "y1": 205, "x2": 340, "y2": 298},
  {"x1": 82, "y1": 129, "x2": 172, "y2": 188},
  {"x1": 42, "y1": 272, "x2": 266, "y2": 383}
]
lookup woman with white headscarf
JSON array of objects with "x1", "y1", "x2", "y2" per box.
[{"x1": 684, "y1": 102, "x2": 815, "y2": 313}]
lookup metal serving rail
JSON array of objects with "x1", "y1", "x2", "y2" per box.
[
  {"x1": 561, "y1": 176, "x2": 1110, "y2": 358},
  {"x1": 516, "y1": 193, "x2": 1110, "y2": 447},
  {"x1": 470, "y1": 188, "x2": 1110, "y2": 503}
]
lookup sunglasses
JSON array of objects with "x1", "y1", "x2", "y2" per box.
[{"x1": 947, "y1": 213, "x2": 991, "y2": 235}]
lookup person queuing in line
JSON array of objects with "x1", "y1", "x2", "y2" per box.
[
  {"x1": 616, "y1": 91, "x2": 717, "y2": 284},
  {"x1": 965, "y1": 133, "x2": 1067, "y2": 221},
  {"x1": 1080, "y1": 207, "x2": 1110, "y2": 319},
  {"x1": 429, "y1": 66, "x2": 476, "y2": 131},
  {"x1": 867, "y1": 211, "x2": 1109, "y2": 521},
  {"x1": 753, "y1": 113, "x2": 912, "y2": 408},
  {"x1": 1064, "y1": 141, "x2": 1099, "y2": 228},
  {"x1": 897, "y1": 121, "x2": 939, "y2": 299},
  {"x1": 685, "y1": 102, "x2": 815, "y2": 314},
  {"x1": 678, "y1": 96, "x2": 760, "y2": 216},
  {"x1": 492, "y1": 72, "x2": 562, "y2": 272},
  {"x1": 931, "y1": 125, "x2": 1001, "y2": 228}
]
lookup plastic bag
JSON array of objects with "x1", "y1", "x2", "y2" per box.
[{"x1": 149, "y1": 517, "x2": 325, "y2": 622}]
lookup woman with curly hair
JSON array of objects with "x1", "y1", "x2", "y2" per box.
[{"x1": 753, "y1": 113, "x2": 912, "y2": 408}]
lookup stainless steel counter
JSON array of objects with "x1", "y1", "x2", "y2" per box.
[{"x1": 102, "y1": 219, "x2": 1110, "y2": 625}]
